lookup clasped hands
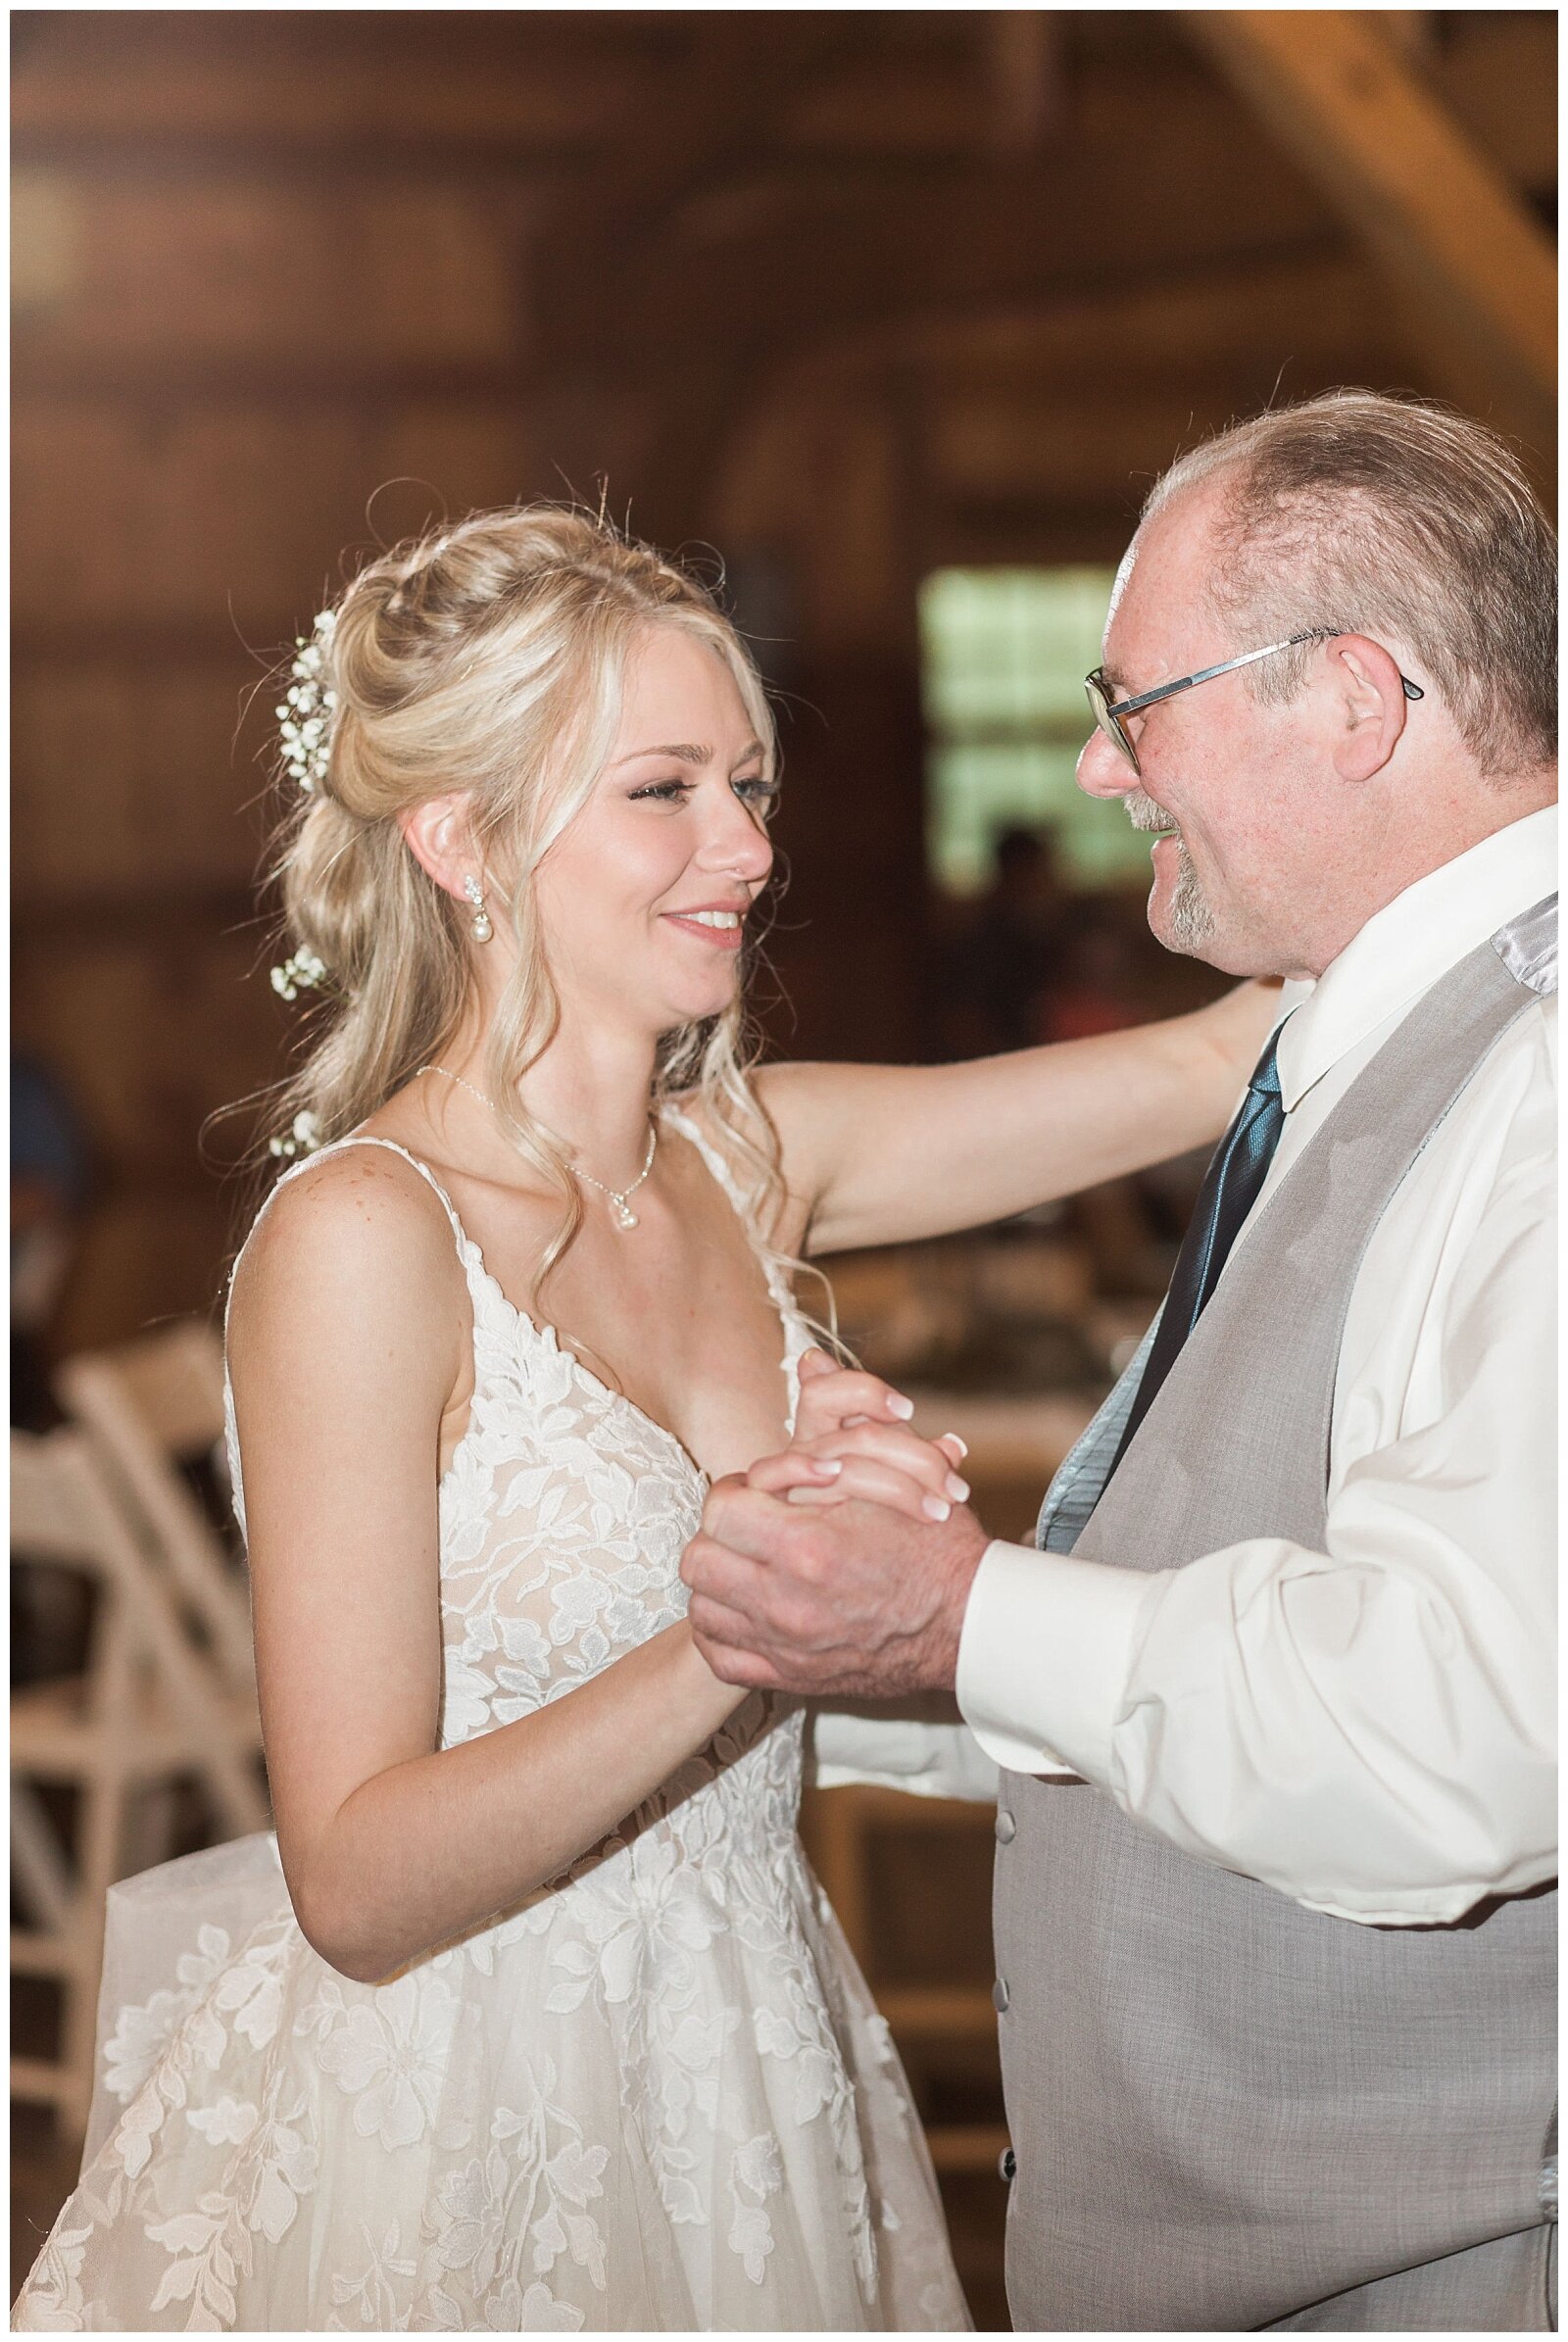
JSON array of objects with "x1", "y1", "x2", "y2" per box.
[{"x1": 680, "y1": 1350, "x2": 990, "y2": 1698}]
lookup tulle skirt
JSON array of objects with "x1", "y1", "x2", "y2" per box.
[{"x1": 15, "y1": 1830, "x2": 971, "y2": 2331}]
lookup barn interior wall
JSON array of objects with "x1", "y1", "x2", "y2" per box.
[{"x1": 12, "y1": 9, "x2": 1556, "y2": 1352}]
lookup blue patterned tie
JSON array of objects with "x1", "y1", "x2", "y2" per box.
[{"x1": 1104, "y1": 1026, "x2": 1287, "y2": 1482}]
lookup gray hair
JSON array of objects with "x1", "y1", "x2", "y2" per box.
[{"x1": 1145, "y1": 392, "x2": 1556, "y2": 781}]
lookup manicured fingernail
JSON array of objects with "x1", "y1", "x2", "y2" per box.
[
  {"x1": 922, "y1": 1494, "x2": 952, "y2": 1521},
  {"x1": 944, "y1": 1434, "x2": 968, "y2": 1460},
  {"x1": 888, "y1": 1392, "x2": 915, "y2": 1420},
  {"x1": 815, "y1": 1457, "x2": 843, "y2": 1476},
  {"x1": 946, "y1": 1474, "x2": 970, "y2": 1502}
]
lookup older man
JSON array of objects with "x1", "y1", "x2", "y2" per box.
[{"x1": 683, "y1": 393, "x2": 1557, "y2": 2330}]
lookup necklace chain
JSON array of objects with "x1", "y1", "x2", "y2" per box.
[{"x1": 416, "y1": 1064, "x2": 658, "y2": 1231}]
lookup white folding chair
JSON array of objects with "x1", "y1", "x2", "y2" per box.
[
  {"x1": 11, "y1": 1426, "x2": 268, "y2": 2138},
  {"x1": 55, "y1": 1320, "x2": 255, "y2": 1694}
]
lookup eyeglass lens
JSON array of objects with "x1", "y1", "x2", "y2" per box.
[{"x1": 1085, "y1": 677, "x2": 1141, "y2": 774}]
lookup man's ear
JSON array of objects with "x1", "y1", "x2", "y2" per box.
[
  {"x1": 397, "y1": 794, "x2": 479, "y2": 904},
  {"x1": 1327, "y1": 635, "x2": 1411, "y2": 784}
]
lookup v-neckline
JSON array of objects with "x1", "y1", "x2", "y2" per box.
[{"x1": 438, "y1": 1119, "x2": 800, "y2": 1492}]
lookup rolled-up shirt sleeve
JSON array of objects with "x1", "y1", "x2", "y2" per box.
[{"x1": 956, "y1": 1009, "x2": 1556, "y2": 1926}]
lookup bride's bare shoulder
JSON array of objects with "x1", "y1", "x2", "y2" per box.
[
  {"x1": 229, "y1": 1143, "x2": 466, "y2": 1345},
  {"x1": 226, "y1": 1145, "x2": 469, "y2": 1472}
]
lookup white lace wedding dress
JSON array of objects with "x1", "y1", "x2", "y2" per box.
[{"x1": 15, "y1": 1116, "x2": 973, "y2": 2332}]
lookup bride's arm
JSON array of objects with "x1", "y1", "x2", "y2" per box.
[
  {"x1": 228, "y1": 1150, "x2": 745, "y2": 1985},
  {"x1": 760, "y1": 980, "x2": 1279, "y2": 1256}
]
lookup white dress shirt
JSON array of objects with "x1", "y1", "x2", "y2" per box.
[
  {"x1": 808, "y1": 1693, "x2": 1001, "y2": 1803},
  {"x1": 956, "y1": 805, "x2": 1557, "y2": 1925}
]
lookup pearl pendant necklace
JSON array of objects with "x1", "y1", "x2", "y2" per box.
[
  {"x1": 416, "y1": 1065, "x2": 658, "y2": 1233},
  {"x1": 574, "y1": 1126, "x2": 658, "y2": 1229}
]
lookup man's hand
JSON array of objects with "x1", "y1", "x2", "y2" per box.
[{"x1": 680, "y1": 1444, "x2": 989, "y2": 1700}]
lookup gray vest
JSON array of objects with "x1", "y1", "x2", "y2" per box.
[{"x1": 997, "y1": 905, "x2": 1557, "y2": 2332}]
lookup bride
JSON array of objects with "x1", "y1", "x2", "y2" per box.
[{"x1": 16, "y1": 506, "x2": 1274, "y2": 2331}]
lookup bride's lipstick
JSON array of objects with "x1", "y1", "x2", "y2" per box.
[{"x1": 662, "y1": 901, "x2": 748, "y2": 951}]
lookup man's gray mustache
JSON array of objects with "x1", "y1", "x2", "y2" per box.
[{"x1": 1124, "y1": 789, "x2": 1178, "y2": 835}]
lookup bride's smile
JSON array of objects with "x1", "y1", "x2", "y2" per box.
[{"x1": 535, "y1": 625, "x2": 775, "y2": 1037}]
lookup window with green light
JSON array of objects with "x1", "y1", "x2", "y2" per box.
[{"x1": 920, "y1": 567, "x2": 1151, "y2": 893}]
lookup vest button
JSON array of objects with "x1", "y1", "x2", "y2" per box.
[
  {"x1": 995, "y1": 1808, "x2": 1016, "y2": 1844},
  {"x1": 992, "y1": 1976, "x2": 1010, "y2": 2013},
  {"x1": 999, "y1": 2147, "x2": 1016, "y2": 2182}
]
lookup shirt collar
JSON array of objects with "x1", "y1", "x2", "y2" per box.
[{"x1": 1275, "y1": 804, "x2": 1557, "y2": 1112}]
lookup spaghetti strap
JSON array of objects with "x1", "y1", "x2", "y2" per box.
[
  {"x1": 225, "y1": 1135, "x2": 471, "y2": 1336},
  {"x1": 293, "y1": 1135, "x2": 469, "y2": 1251},
  {"x1": 220, "y1": 1136, "x2": 479, "y2": 1541}
]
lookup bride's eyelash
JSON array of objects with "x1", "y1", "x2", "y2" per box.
[{"x1": 628, "y1": 776, "x2": 779, "y2": 806}]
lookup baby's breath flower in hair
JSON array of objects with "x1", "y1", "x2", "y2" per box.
[
  {"x1": 270, "y1": 946, "x2": 328, "y2": 1002},
  {"x1": 269, "y1": 1109, "x2": 323, "y2": 1161},
  {"x1": 276, "y1": 610, "x2": 338, "y2": 794}
]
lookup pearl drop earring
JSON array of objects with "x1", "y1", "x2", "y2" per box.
[{"x1": 464, "y1": 875, "x2": 493, "y2": 945}]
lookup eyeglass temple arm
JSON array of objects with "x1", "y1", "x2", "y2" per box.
[
  {"x1": 1112, "y1": 634, "x2": 1318, "y2": 718},
  {"x1": 1100, "y1": 633, "x2": 1421, "y2": 719}
]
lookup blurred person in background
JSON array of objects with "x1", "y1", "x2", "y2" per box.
[
  {"x1": 11, "y1": 1056, "x2": 94, "y2": 1692},
  {"x1": 940, "y1": 822, "x2": 1065, "y2": 1055},
  {"x1": 686, "y1": 392, "x2": 1558, "y2": 2333},
  {"x1": 1037, "y1": 896, "x2": 1141, "y2": 1045},
  {"x1": 1036, "y1": 901, "x2": 1173, "y2": 1294},
  {"x1": 11, "y1": 1053, "x2": 90, "y2": 1431},
  {"x1": 16, "y1": 505, "x2": 1277, "y2": 2332}
]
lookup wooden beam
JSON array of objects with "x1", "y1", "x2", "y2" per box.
[
  {"x1": 1181, "y1": 10, "x2": 1556, "y2": 449},
  {"x1": 13, "y1": 14, "x2": 1551, "y2": 191},
  {"x1": 904, "y1": 251, "x2": 1399, "y2": 391},
  {"x1": 927, "y1": 389, "x2": 1249, "y2": 503},
  {"x1": 10, "y1": 26, "x2": 643, "y2": 154},
  {"x1": 581, "y1": 67, "x2": 1333, "y2": 369}
]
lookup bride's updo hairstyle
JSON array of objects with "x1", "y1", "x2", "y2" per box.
[{"x1": 265, "y1": 504, "x2": 785, "y2": 1289}]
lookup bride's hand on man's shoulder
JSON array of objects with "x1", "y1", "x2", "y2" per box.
[{"x1": 744, "y1": 1349, "x2": 969, "y2": 1526}]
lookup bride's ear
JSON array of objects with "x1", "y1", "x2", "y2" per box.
[{"x1": 397, "y1": 794, "x2": 480, "y2": 907}]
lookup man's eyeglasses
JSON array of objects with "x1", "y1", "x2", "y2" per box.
[{"x1": 1084, "y1": 632, "x2": 1425, "y2": 776}]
